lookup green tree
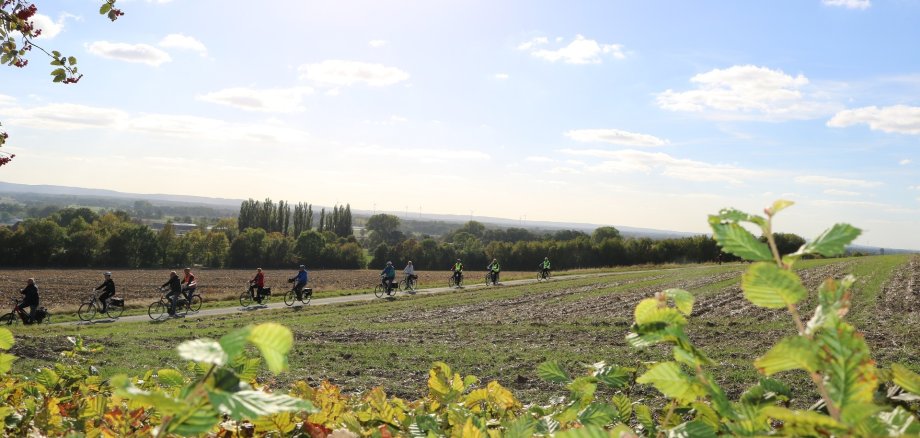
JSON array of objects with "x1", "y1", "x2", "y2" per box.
[
  {"x1": 294, "y1": 230, "x2": 325, "y2": 264},
  {"x1": 228, "y1": 227, "x2": 266, "y2": 268},
  {"x1": 366, "y1": 214, "x2": 403, "y2": 247},
  {"x1": 205, "y1": 231, "x2": 229, "y2": 267},
  {"x1": 15, "y1": 218, "x2": 66, "y2": 265},
  {"x1": 591, "y1": 226, "x2": 621, "y2": 243}
]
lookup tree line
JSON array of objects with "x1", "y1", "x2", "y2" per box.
[{"x1": 0, "y1": 202, "x2": 816, "y2": 270}]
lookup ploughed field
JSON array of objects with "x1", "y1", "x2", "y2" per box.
[
  {"x1": 9, "y1": 255, "x2": 920, "y2": 406},
  {"x1": 0, "y1": 268, "x2": 533, "y2": 311}
]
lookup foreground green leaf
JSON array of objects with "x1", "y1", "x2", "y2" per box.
[
  {"x1": 709, "y1": 220, "x2": 772, "y2": 261},
  {"x1": 755, "y1": 336, "x2": 819, "y2": 375},
  {"x1": 797, "y1": 223, "x2": 861, "y2": 257},
  {"x1": 536, "y1": 361, "x2": 571, "y2": 383},
  {"x1": 177, "y1": 339, "x2": 228, "y2": 367},
  {"x1": 636, "y1": 362, "x2": 704, "y2": 404},
  {"x1": 207, "y1": 389, "x2": 315, "y2": 420},
  {"x1": 741, "y1": 262, "x2": 807, "y2": 309},
  {"x1": 892, "y1": 363, "x2": 920, "y2": 396},
  {"x1": 248, "y1": 323, "x2": 293, "y2": 374}
]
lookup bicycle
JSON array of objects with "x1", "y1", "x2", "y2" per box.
[
  {"x1": 78, "y1": 290, "x2": 125, "y2": 321},
  {"x1": 374, "y1": 278, "x2": 398, "y2": 298},
  {"x1": 538, "y1": 269, "x2": 551, "y2": 281},
  {"x1": 148, "y1": 288, "x2": 202, "y2": 320},
  {"x1": 484, "y1": 271, "x2": 499, "y2": 286},
  {"x1": 448, "y1": 272, "x2": 463, "y2": 288},
  {"x1": 0, "y1": 298, "x2": 50, "y2": 325},
  {"x1": 283, "y1": 285, "x2": 312, "y2": 306},
  {"x1": 240, "y1": 285, "x2": 271, "y2": 307},
  {"x1": 399, "y1": 275, "x2": 417, "y2": 293}
]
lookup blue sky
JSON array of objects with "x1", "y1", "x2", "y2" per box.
[{"x1": 3, "y1": 0, "x2": 920, "y2": 248}]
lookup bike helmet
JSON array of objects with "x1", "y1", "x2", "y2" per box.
[
  {"x1": 104, "y1": 272, "x2": 112, "y2": 276},
  {"x1": 387, "y1": 261, "x2": 393, "y2": 265},
  {"x1": 299, "y1": 265, "x2": 306, "y2": 269}
]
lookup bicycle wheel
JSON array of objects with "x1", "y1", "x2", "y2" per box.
[
  {"x1": 374, "y1": 284, "x2": 385, "y2": 298},
  {"x1": 409, "y1": 278, "x2": 417, "y2": 291},
  {"x1": 0, "y1": 313, "x2": 17, "y2": 325},
  {"x1": 188, "y1": 295, "x2": 202, "y2": 312},
  {"x1": 106, "y1": 301, "x2": 125, "y2": 319},
  {"x1": 448, "y1": 276, "x2": 455, "y2": 288},
  {"x1": 78, "y1": 302, "x2": 96, "y2": 321},
  {"x1": 148, "y1": 301, "x2": 167, "y2": 320},
  {"x1": 284, "y1": 290, "x2": 295, "y2": 306},
  {"x1": 399, "y1": 279, "x2": 407, "y2": 291},
  {"x1": 240, "y1": 291, "x2": 253, "y2": 307},
  {"x1": 301, "y1": 291, "x2": 312, "y2": 305},
  {"x1": 484, "y1": 274, "x2": 492, "y2": 286}
]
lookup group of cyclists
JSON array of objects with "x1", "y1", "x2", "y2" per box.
[{"x1": 9, "y1": 256, "x2": 554, "y2": 323}]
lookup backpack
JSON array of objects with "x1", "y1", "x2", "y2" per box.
[{"x1": 34, "y1": 307, "x2": 48, "y2": 323}]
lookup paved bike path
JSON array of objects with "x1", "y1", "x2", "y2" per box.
[{"x1": 63, "y1": 266, "x2": 710, "y2": 326}]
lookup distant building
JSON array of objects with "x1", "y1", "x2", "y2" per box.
[{"x1": 148, "y1": 222, "x2": 199, "y2": 236}]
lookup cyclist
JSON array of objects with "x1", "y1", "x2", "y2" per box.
[
  {"x1": 249, "y1": 267, "x2": 265, "y2": 304},
  {"x1": 403, "y1": 261, "x2": 417, "y2": 288},
  {"x1": 487, "y1": 258, "x2": 501, "y2": 285},
  {"x1": 381, "y1": 261, "x2": 396, "y2": 295},
  {"x1": 288, "y1": 265, "x2": 308, "y2": 300},
  {"x1": 160, "y1": 271, "x2": 182, "y2": 316},
  {"x1": 181, "y1": 267, "x2": 197, "y2": 301},
  {"x1": 17, "y1": 278, "x2": 39, "y2": 324},
  {"x1": 451, "y1": 258, "x2": 463, "y2": 286},
  {"x1": 93, "y1": 272, "x2": 116, "y2": 313},
  {"x1": 540, "y1": 257, "x2": 551, "y2": 279}
]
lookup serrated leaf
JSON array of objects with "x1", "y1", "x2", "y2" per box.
[
  {"x1": 635, "y1": 404, "x2": 656, "y2": 436},
  {"x1": 502, "y1": 416, "x2": 536, "y2": 438},
  {"x1": 754, "y1": 336, "x2": 819, "y2": 375},
  {"x1": 741, "y1": 262, "x2": 807, "y2": 309},
  {"x1": 636, "y1": 362, "x2": 704, "y2": 404},
  {"x1": 667, "y1": 420, "x2": 716, "y2": 438},
  {"x1": 712, "y1": 208, "x2": 766, "y2": 226},
  {"x1": 0, "y1": 353, "x2": 17, "y2": 374},
  {"x1": 177, "y1": 338, "x2": 228, "y2": 366},
  {"x1": 664, "y1": 289, "x2": 694, "y2": 315},
  {"x1": 156, "y1": 368, "x2": 185, "y2": 388},
  {"x1": 611, "y1": 394, "x2": 632, "y2": 423},
  {"x1": 874, "y1": 407, "x2": 920, "y2": 436},
  {"x1": 248, "y1": 323, "x2": 293, "y2": 374},
  {"x1": 36, "y1": 368, "x2": 60, "y2": 388},
  {"x1": 536, "y1": 361, "x2": 570, "y2": 383},
  {"x1": 796, "y1": 223, "x2": 861, "y2": 257},
  {"x1": 892, "y1": 364, "x2": 920, "y2": 396},
  {"x1": 593, "y1": 363, "x2": 632, "y2": 389},
  {"x1": 67, "y1": 56, "x2": 77, "y2": 66},
  {"x1": 50, "y1": 67, "x2": 65, "y2": 76},
  {"x1": 168, "y1": 402, "x2": 220, "y2": 436},
  {"x1": 634, "y1": 298, "x2": 686, "y2": 327},
  {"x1": 52, "y1": 74, "x2": 65, "y2": 83},
  {"x1": 816, "y1": 318, "x2": 878, "y2": 421},
  {"x1": 111, "y1": 374, "x2": 186, "y2": 415},
  {"x1": 577, "y1": 403, "x2": 618, "y2": 427},
  {"x1": 207, "y1": 389, "x2": 315, "y2": 420},
  {"x1": 761, "y1": 406, "x2": 846, "y2": 435},
  {"x1": 0, "y1": 328, "x2": 13, "y2": 349},
  {"x1": 770, "y1": 200, "x2": 794, "y2": 215},
  {"x1": 709, "y1": 222, "x2": 772, "y2": 261},
  {"x1": 100, "y1": 3, "x2": 112, "y2": 14},
  {"x1": 219, "y1": 326, "x2": 251, "y2": 359},
  {"x1": 556, "y1": 426, "x2": 615, "y2": 438}
]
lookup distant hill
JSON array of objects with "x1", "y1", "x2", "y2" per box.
[
  {"x1": 0, "y1": 181, "x2": 243, "y2": 208},
  {"x1": 1, "y1": 181, "x2": 916, "y2": 252}
]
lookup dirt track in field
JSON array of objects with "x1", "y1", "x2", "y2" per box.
[{"x1": 0, "y1": 268, "x2": 512, "y2": 311}]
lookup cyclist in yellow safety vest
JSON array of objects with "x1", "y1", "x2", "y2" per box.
[
  {"x1": 487, "y1": 258, "x2": 501, "y2": 285},
  {"x1": 540, "y1": 257, "x2": 551, "y2": 279},
  {"x1": 451, "y1": 259, "x2": 463, "y2": 285}
]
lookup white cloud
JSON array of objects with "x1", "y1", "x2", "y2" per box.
[
  {"x1": 516, "y1": 37, "x2": 548, "y2": 51},
  {"x1": 196, "y1": 87, "x2": 314, "y2": 113},
  {"x1": 525, "y1": 156, "x2": 553, "y2": 163},
  {"x1": 794, "y1": 175, "x2": 882, "y2": 188},
  {"x1": 0, "y1": 102, "x2": 307, "y2": 143},
  {"x1": 657, "y1": 65, "x2": 836, "y2": 120},
  {"x1": 565, "y1": 129, "x2": 669, "y2": 147},
  {"x1": 158, "y1": 33, "x2": 207, "y2": 56},
  {"x1": 0, "y1": 103, "x2": 128, "y2": 130},
  {"x1": 900, "y1": 159, "x2": 912, "y2": 165},
  {"x1": 298, "y1": 60, "x2": 409, "y2": 87},
  {"x1": 823, "y1": 189, "x2": 861, "y2": 196},
  {"x1": 86, "y1": 41, "x2": 172, "y2": 66},
  {"x1": 347, "y1": 144, "x2": 488, "y2": 163},
  {"x1": 325, "y1": 88, "x2": 340, "y2": 96},
  {"x1": 30, "y1": 14, "x2": 65, "y2": 39},
  {"x1": 368, "y1": 40, "x2": 388, "y2": 48},
  {"x1": 823, "y1": 0, "x2": 870, "y2": 9},
  {"x1": 827, "y1": 105, "x2": 920, "y2": 135},
  {"x1": 390, "y1": 115, "x2": 408, "y2": 123},
  {"x1": 560, "y1": 148, "x2": 764, "y2": 184},
  {"x1": 0, "y1": 94, "x2": 16, "y2": 106},
  {"x1": 520, "y1": 35, "x2": 626, "y2": 64},
  {"x1": 494, "y1": 73, "x2": 510, "y2": 80}
]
